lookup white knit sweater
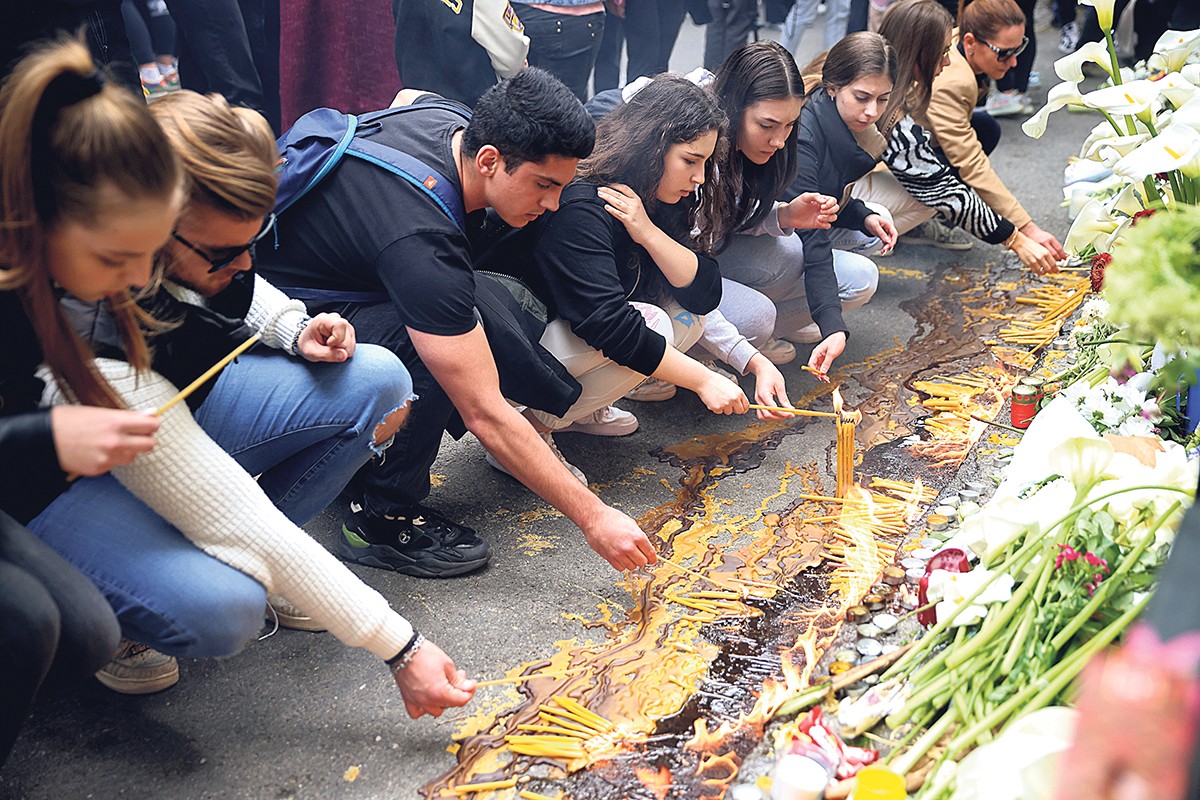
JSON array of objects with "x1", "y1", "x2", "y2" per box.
[{"x1": 43, "y1": 359, "x2": 414, "y2": 661}]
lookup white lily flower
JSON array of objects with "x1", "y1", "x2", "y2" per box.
[
  {"x1": 1173, "y1": 95, "x2": 1200, "y2": 133},
  {"x1": 927, "y1": 568, "x2": 1015, "y2": 627},
  {"x1": 1049, "y1": 435, "x2": 1116, "y2": 488},
  {"x1": 1081, "y1": 132, "x2": 1149, "y2": 163},
  {"x1": 1082, "y1": 79, "x2": 1161, "y2": 121},
  {"x1": 1080, "y1": 117, "x2": 1147, "y2": 156},
  {"x1": 1105, "y1": 181, "x2": 1146, "y2": 217},
  {"x1": 1113, "y1": 123, "x2": 1200, "y2": 180},
  {"x1": 1023, "y1": 81, "x2": 1084, "y2": 138},
  {"x1": 1064, "y1": 197, "x2": 1122, "y2": 253},
  {"x1": 1078, "y1": 0, "x2": 1115, "y2": 31},
  {"x1": 1148, "y1": 29, "x2": 1200, "y2": 74},
  {"x1": 953, "y1": 708, "x2": 1078, "y2": 800},
  {"x1": 1185, "y1": 64, "x2": 1200, "y2": 87},
  {"x1": 1054, "y1": 41, "x2": 1114, "y2": 83},
  {"x1": 1063, "y1": 173, "x2": 1123, "y2": 219},
  {"x1": 1155, "y1": 71, "x2": 1200, "y2": 109}
]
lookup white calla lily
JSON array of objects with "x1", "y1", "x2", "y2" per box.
[
  {"x1": 1078, "y1": 0, "x2": 1115, "y2": 31},
  {"x1": 1080, "y1": 117, "x2": 1146, "y2": 155},
  {"x1": 1185, "y1": 64, "x2": 1200, "y2": 87},
  {"x1": 1082, "y1": 79, "x2": 1161, "y2": 121},
  {"x1": 1053, "y1": 41, "x2": 1114, "y2": 83},
  {"x1": 1173, "y1": 94, "x2": 1200, "y2": 133},
  {"x1": 1148, "y1": 29, "x2": 1200, "y2": 74},
  {"x1": 953, "y1": 708, "x2": 1078, "y2": 800},
  {"x1": 1113, "y1": 123, "x2": 1200, "y2": 180},
  {"x1": 1082, "y1": 132, "x2": 1150, "y2": 165},
  {"x1": 1063, "y1": 174, "x2": 1122, "y2": 219},
  {"x1": 1105, "y1": 181, "x2": 1146, "y2": 216},
  {"x1": 1048, "y1": 435, "x2": 1115, "y2": 488},
  {"x1": 1022, "y1": 81, "x2": 1084, "y2": 138},
  {"x1": 1155, "y1": 71, "x2": 1200, "y2": 109},
  {"x1": 1064, "y1": 197, "x2": 1122, "y2": 253}
]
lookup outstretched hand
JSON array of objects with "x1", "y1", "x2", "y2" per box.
[
  {"x1": 809, "y1": 331, "x2": 847, "y2": 376},
  {"x1": 392, "y1": 639, "x2": 475, "y2": 719},
  {"x1": 778, "y1": 193, "x2": 839, "y2": 230}
]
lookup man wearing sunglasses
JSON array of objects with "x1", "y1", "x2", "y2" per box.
[{"x1": 912, "y1": 0, "x2": 1066, "y2": 275}]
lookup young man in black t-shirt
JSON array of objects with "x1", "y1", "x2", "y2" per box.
[{"x1": 260, "y1": 69, "x2": 658, "y2": 579}]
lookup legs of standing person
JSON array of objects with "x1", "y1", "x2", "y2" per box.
[
  {"x1": 28, "y1": 477, "x2": 267, "y2": 659},
  {"x1": 530, "y1": 302, "x2": 682, "y2": 429},
  {"x1": 850, "y1": 168, "x2": 936, "y2": 237},
  {"x1": 164, "y1": 0, "x2": 267, "y2": 122},
  {"x1": 822, "y1": 0, "x2": 851, "y2": 49},
  {"x1": 780, "y1": 0, "x2": 820, "y2": 53},
  {"x1": 654, "y1": 0, "x2": 686, "y2": 74},
  {"x1": 995, "y1": 0, "x2": 1036, "y2": 93},
  {"x1": 193, "y1": 346, "x2": 415, "y2": 526},
  {"x1": 0, "y1": 511, "x2": 120, "y2": 765},
  {"x1": 1133, "y1": 0, "x2": 1178, "y2": 63},
  {"x1": 512, "y1": 6, "x2": 606, "y2": 101},
  {"x1": 847, "y1": 0, "x2": 870, "y2": 33},
  {"x1": 703, "y1": 0, "x2": 758, "y2": 70},
  {"x1": 625, "y1": 0, "x2": 685, "y2": 81},
  {"x1": 122, "y1": 0, "x2": 156, "y2": 67},
  {"x1": 593, "y1": 10, "x2": 624, "y2": 91}
]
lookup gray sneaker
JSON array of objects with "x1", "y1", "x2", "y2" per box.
[
  {"x1": 486, "y1": 431, "x2": 588, "y2": 485},
  {"x1": 899, "y1": 218, "x2": 974, "y2": 251},
  {"x1": 267, "y1": 594, "x2": 326, "y2": 632},
  {"x1": 96, "y1": 639, "x2": 179, "y2": 695}
]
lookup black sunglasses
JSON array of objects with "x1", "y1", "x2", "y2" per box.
[
  {"x1": 979, "y1": 35, "x2": 1029, "y2": 60},
  {"x1": 172, "y1": 212, "x2": 276, "y2": 273}
]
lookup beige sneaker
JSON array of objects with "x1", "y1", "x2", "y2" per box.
[
  {"x1": 624, "y1": 377, "x2": 677, "y2": 402},
  {"x1": 701, "y1": 360, "x2": 740, "y2": 383},
  {"x1": 485, "y1": 431, "x2": 588, "y2": 485},
  {"x1": 96, "y1": 639, "x2": 179, "y2": 695},
  {"x1": 759, "y1": 338, "x2": 797, "y2": 365},
  {"x1": 267, "y1": 594, "x2": 326, "y2": 632},
  {"x1": 899, "y1": 218, "x2": 973, "y2": 251}
]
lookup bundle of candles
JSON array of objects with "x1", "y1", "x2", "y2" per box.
[
  {"x1": 502, "y1": 695, "x2": 629, "y2": 766},
  {"x1": 832, "y1": 388, "x2": 861, "y2": 498},
  {"x1": 665, "y1": 590, "x2": 756, "y2": 623},
  {"x1": 998, "y1": 274, "x2": 1091, "y2": 351}
]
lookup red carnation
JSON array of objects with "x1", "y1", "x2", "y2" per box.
[
  {"x1": 1131, "y1": 208, "x2": 1159, "y2": 226},
  {"x1": 1090, "y1": 252, "x2": 1111, "y2": 292}
]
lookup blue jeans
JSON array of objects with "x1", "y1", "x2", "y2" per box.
[{"x1": 29, "y1": 345, "x2": 413, "y2": 658}]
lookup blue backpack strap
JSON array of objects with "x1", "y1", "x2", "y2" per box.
[
  {"x1": 344, "y1": 139, "x2": 466, "y2": 230},
  {"x1": 274, "y1": 108, "x2": 359, "y2": 215}
]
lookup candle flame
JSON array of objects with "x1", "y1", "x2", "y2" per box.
[{"x1": 832, "y1": 387, "x2": 844, "y2": 415}]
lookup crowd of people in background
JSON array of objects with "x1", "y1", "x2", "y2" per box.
[{"x1": 3, "y1": 0, "x2": 1200, "y2": 793}]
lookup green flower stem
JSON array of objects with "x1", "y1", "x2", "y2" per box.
[
  {"x1": 1048, "y1": 500, "x2": 1181, "y2": 650},
  {"x1": 1000, "y1": 602, "x2": 1037, "y2": 674},
  {"x1": 1103, "y1": 30, "x2": 1124, "y2": 88},
  {"x1": 1168, "y1": 172, "x2": 1186, "y2": 204},
  {"x1": 944, "y1": 594, "x2": 1149, "y2": 759},
  {"x1": 1098, "y1": 109, "x2": 1125, "y2": 137},
  {"x1": 1143, "y1": 175, "x2": 1164, "y2": 207},
  {"x1": 880, "y1": 706, "x2": 939, "y2": 767},
  {"x1": 945, "y1": 548, "x2": 1056, "y2": 670},
  {"x1": 1142, "y1": 116, "x2": 1159, "y2": 137},
  {"x1": 891, "y1": 706, "x2": 959, "y2": 777}
]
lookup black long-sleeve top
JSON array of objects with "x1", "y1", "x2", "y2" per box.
[{"x1": 488, "y1": 181, "x2": 722, "y2": 377}]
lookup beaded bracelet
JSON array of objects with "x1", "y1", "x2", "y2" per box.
[
  {"x1": 386, "y1": 631, "x2": 425, "y2": 673},
  {"x1": 289, "y1": 317, "x2": 311, "y2": 356},
  {"x1": 1003, "y1": 230, "x2": 1020, "y2": 251}
]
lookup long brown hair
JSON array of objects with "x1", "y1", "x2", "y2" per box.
[
  {"x1": 879, "y1": 0, "x2": 954, "y2": 123},
  {"x1": 710, "y1": 41, "x2": 804, "y2": 246},
  {"x1": 579, "y1": 75, "x2": 729, "y2": 254},
  {"x1": 151, "y1": 90, "x2": 277, "y2": 221},
  {"x1": 0, "y1": 37, "x2": 181, "y2": 406}
]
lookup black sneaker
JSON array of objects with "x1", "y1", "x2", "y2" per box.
[{"x1": 337, "y1": 502, "x2": 490, "y2": 578}]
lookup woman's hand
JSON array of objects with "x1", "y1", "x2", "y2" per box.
[
  {"x1": 696, "y1": 370, "x2": 750, "y2": 416},
  {"x1": 50, "y1": 405, "x2": 160, "y2": 477},
  {"x1": 1020, "y1": 221, "x2": 1068, "y2": 261},
  {"x1": 598, "y1": 184, "x2": 658, "y2": 246},
  {"x1": 778, "y1": 193, "x2": 839, "y2": 230},
  {"x1": 809, "y1": 331, "x2": 847, "y2": 375},
  {"x1": 297, "y1": 312, "x2": 356, "y2": 362},
  {"x1": 1009, "y1": 230, "x2": 1059, "y2": 276},
  {"x1": 864, "y1": 213, "x2": 898, "y2": 254},
  {"x1": 392, "y1": 639, "x2": 476, "y2": 719},
  {"x1": 746, "y1": 353, "x2": 794, "y2": 421}
]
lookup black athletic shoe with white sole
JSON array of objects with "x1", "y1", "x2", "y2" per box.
[{"x1": 338, "y1": 503, "x2": 490, "y2": 578}]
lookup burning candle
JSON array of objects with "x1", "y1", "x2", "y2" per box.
[{"x1": 832, "y1": 388, "x2": 860, "y2": 498}]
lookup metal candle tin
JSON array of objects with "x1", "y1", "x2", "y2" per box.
[{"x1": 882, "y1": 565, "x2": 906, "y2": 585}]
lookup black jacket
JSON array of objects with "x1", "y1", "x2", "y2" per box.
[
  {"x1": 0, "y1": 291, "x2": 70, "y2": 523},
  {"x1": 476, "y1": 181, "x2": 722, "y2": 377}
]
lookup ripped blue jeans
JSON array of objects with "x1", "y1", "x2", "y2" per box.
[
  {"x1": 194, "y1": 345, "x2": 414, "y2": 524},
  {"x1": 29, "y1": 344, "x2": 413, "y2": 658}
]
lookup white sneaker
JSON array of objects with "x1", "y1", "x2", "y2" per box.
[
  {"x1": 625, "y1": 377, "x2": 677, "y2": 402},
  {"x1": 758, "y1": 338, "x2": 797, "y2": 365},
  {"x1": 783, "y1": 323, "x2": 823, "y2": 344},
  {"x1": 96, "y1": 639, "x2": 179, "y2": 695},
  {"x1": 1059, "y1": 21, "x2": 1080, "y2": 54},
  {"x1": 985, "y1": 90, "x2": 1032, "y2": 118},
  {"x1": 267, "y1": 594, "x2": 326, "y2": 632},
  {"x1": 559, "y1": 405, "x2": 639, "y2": 436},
  {"x1": 486, "y1": 431, "x2": 588, "y2": 485},
  {"x1": 702, "y1": 360, "x2": 740, "y2": 383},
  {"x1": 899, "y1": 218, "x2": 974, "y2": 251}
]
